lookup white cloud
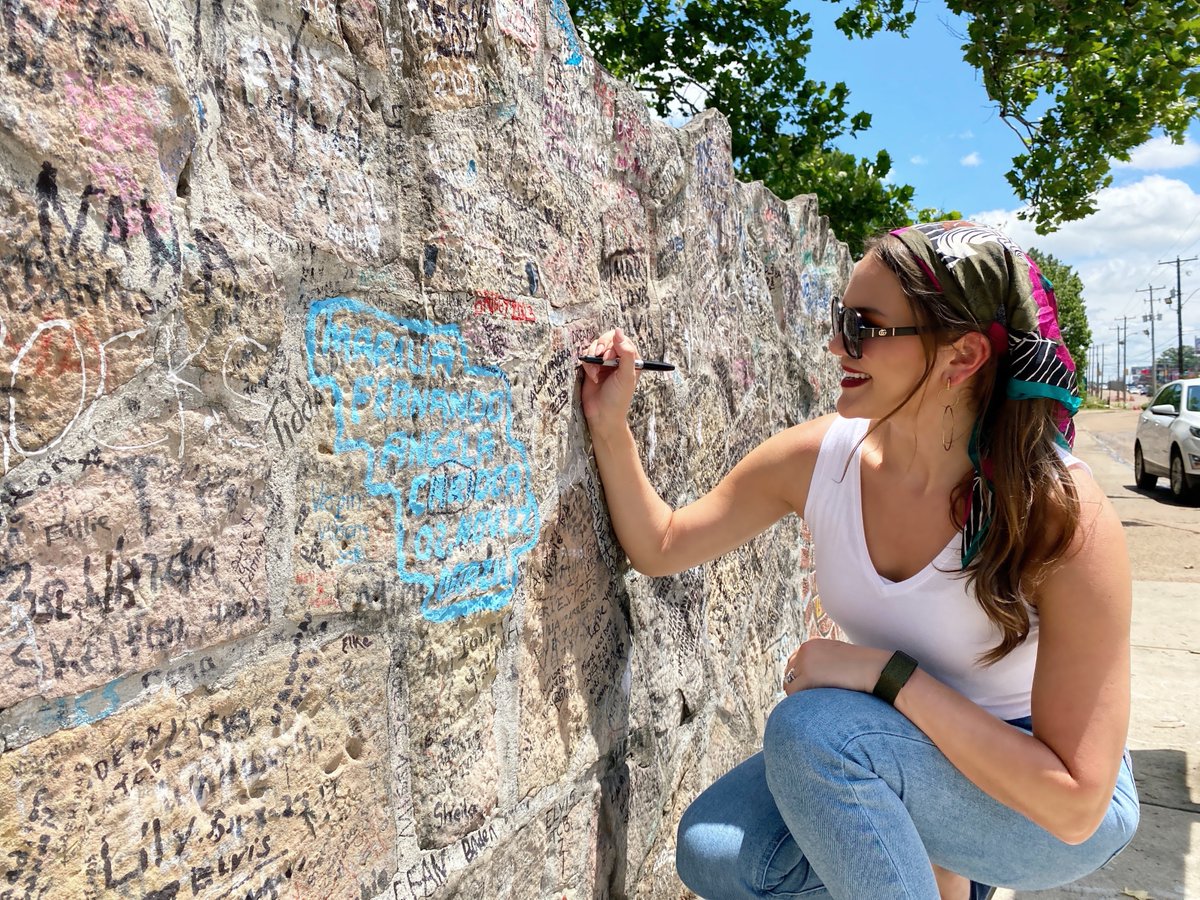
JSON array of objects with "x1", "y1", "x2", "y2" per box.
[
  {"x1": 960, "y1": 152, "x2": 981, "y2": 167},
  {"x1": 645, "y1": 58, "x2": 718, "y2": 127},
  {"x1": 910, "y1": 155, "x2": 928, "y2": 165},
  {"x1": 971, "y1": 175, "x2": 1200, "y2": 375},
  {"x1": 654, "y1": 78, "x2": 710, "y2": 127},
  {"x1": 1114, "y1": 136, "x2": 1200, "y2": 171},
  {"x1": 956, "y1": 129, "x2": 975, "y2": 140}
]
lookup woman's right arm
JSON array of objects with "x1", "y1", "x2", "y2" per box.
[{"x1": 581, "y1": 328, "x2": 831, "y2": 577}]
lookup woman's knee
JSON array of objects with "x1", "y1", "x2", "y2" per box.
[
  {"x1": 763, "y1": 688, "x2": 867, "y2": 760},
  {"x1": 674, "y1": 802, "x2": 706, "y2": 892},
  {"x1": 675, "y1": 798, "x2": 740, "y2": 897},
  {"x1": 674, "y1": 755, "x2": 781, "y2": 898}
]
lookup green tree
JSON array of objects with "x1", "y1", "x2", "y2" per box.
[
  {"x1": 567, "y1": 0, "x2": 918, "y2": 252},
  {"x1": 572, "y1": 1, "x2": 1198, "y2": 241},
  {"x1": 832, "y1": 0, "x2": 1200, "y2": 233},
  {"x1": 1026, "y1": 249, "x2": 1091, "y2": 391},
  {"x1": 1156, "y1": 345, "x2": 1200, "y2": 380}
]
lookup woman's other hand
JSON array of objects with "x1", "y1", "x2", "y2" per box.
[
  {"x1": 580, "y1": 327, "x2": 640, "y2": 437},
  {"x1": 782, "y1": 638, "x2": 890, "y2": 697}
]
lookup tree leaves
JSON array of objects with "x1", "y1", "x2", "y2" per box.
[
  {"x1": 834, "y1": 0, "x2": 1200, "y2": 234},
  {"x1": 1156, "y1": 344, "x2": 1199, "y2": 376},
  {"x1": 569, "y1": 0, "x2": 916, "y2": 252},
  {"x1": 572, "y1": 0, "x2": 1199, "y2": 243}
]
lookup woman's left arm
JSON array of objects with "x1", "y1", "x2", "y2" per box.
[{"x1": 787, "y1": 469, "x2": 1131, "y2": 844}]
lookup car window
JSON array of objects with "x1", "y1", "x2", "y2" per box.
[
  {"x1": 1169, "y1": 384, "x2": 1183, "y2": 410},
  {"x1": 1188, "y1": 385, "x2": 1200, "y2": 413},
  {"x1": 1152, "y1": 384, "x2": 1180, "y2": 411}
]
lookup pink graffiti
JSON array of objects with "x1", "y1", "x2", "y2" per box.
[
  {"x1": 62, "y1": 73, "x2": 172, "y2": 237},
  {"x1": 497, "y1": 0, "x2": 538, "y2": 47}
]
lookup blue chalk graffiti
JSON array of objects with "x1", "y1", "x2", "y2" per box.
[
  {"x1": 550, "y1": 0, "x2": 584, "y2": 66},
  {"x1": 37, "y1": 678, "x2": 123, "y2": 729},
  {"x1": 305, "y1": 298, "x2": 540, "y2": 622}
]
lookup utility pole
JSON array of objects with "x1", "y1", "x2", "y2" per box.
[
  {"x1": 1160, "y1": 255, "x2": 1197, "y2": 379},
  {"x1": 1137, "y1": 284, "x2": 1167, "y2": 393},
  {"x1": 1100, "y1": 343, "x2": 1106, "y2": 404},
  {"x1": 1112, "y1": 318, "x2": 1129, "y2": 404}
]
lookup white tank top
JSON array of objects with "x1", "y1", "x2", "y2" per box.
[{"x1": 803, "y1": 416, "x2": 1090, "y2": 720}]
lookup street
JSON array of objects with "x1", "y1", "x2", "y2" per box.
[
  {"x1": 997, "y1": 408, "x2": 1200, "y2": 899},
  {"x1": 1082, "y1": 407, "x2": 1200, "y2": 581}
]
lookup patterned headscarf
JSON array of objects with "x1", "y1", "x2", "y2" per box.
[{"x1": 889, "y1": 221, "x2": 1082, "y2": 566}]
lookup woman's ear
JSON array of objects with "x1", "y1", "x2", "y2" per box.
[{"x1": 946, "y1": 332, "x2": 992, "y2": 386}]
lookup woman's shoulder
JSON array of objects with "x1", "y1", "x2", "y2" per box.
[
  {"x1": 737, "y1": 414, "x2": 856, "y2": 493},
  {"x1": 768, "y1": 413, "x2": 845, "y2": 460},
  {"x1": 1050, "y1": 445, "x2": 1106, "y2": 528},
  {"x1": 1031, "y1": 459, "x2": 1130, "y2": 637},
  {"x1": 1039, "y1": 456, "x2": 1121, "y2": 577},
  {"x1": 744, "y1": 414, "x2": 845, "y2": 517},
  {"x1": 1053, "y1": 441, "x2": 1093, "y2": 477},
  {"x1": 1063, "y1": 462, "x2": 1115, "y2": 539},
  {"x1": 790, "y1": 411, "x2": 843, "y2": 442}
]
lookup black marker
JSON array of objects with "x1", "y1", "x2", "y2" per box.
[{"x1": 578, "y1": 355, "x2": 676, "y2": 372}]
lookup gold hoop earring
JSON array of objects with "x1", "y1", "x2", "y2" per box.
[{"x1": 942, "y1": 377, "x2": 956, "y2": 452}]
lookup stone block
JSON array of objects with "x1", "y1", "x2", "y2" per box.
[
  {"x1": 0, "y1": 0, "x2": 850, "y2": 895},
  {"x1": 0, "y1": 623, "x2": 395, "y2": 899}
]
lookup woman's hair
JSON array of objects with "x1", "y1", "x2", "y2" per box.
[{"x1": 865, "y1": 234, "x2": 1081, "y2": 664}]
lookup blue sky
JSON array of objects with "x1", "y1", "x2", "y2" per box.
[
  {"x1": 797, "y1": 0, "x2": 1200, "y2": 381},
  {"x1": 802, "y1": 1, "x2": 1024, "y2": 215}
]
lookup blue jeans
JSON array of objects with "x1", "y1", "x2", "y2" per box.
[{"x1": 677, "y1": 689, "x2": 1139, "y2": 899}]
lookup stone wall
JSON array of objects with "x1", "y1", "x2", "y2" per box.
[{"x1": 0, "y1": 1, "x2": 850, "y2": 897}]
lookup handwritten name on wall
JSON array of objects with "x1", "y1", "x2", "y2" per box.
[
  {"x1": 0, "y1": 453, "x2": 270, "y2": 708},
  {"x1": 305, "y1": 298, "x2": 539, "y2": 622},
  {"x1": 0, "y1": 623, "x2": 394, "y2": 900}
]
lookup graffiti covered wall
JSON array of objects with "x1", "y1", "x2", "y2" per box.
[{"x1": 0, "y1": 1, "x2": 849, "y2": 897}]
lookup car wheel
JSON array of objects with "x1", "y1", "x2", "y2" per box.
[
  {"x1": 1134, "y1": 443, "x2": 1157, "y2": 489},
  {"x1": 1169, "y1": 448, "x2": 1198, "y2": 503}
]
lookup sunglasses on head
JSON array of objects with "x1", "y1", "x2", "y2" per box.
[{"x1": 830, "y1": 297, "x2": 927, "y2": 360}]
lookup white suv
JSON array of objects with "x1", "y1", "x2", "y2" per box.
[{"x1": 1134, "y1": 378, "x2": 1200, "y2": 502}]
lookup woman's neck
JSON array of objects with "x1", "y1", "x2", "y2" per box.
[{"x1": 865, "y1": 410, "x2": 977, "y2": 497}]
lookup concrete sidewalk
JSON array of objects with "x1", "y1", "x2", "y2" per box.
[{"x1": 996, "y1": 410, "x2": 1199, "y2": 899}]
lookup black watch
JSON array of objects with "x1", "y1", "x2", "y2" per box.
[{"x1": 872, "y1": 651, "x2": 919, "y2": 706}]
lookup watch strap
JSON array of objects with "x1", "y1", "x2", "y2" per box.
[{"x1": 872, "y1": 651, "x2": 919, "y2": 706}]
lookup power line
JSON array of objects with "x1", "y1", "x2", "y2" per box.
[
  {"x1": 1165, "y1": 208, "x2": 1200, "y2": 259},
  {"x1": 1137, "y1": 285, "x2": 1167, "y2": 393},
  {"x1": 1159, "y1": 255, "x2": 1198, "y2": 379},
  {"x1": 1111, "y1": 218, "x2": 1200, "y2": 324}
]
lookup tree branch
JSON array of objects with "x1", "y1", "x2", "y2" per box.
[{"x1": 997, "y1": 107, "x2": 1036, "y2": 150}]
